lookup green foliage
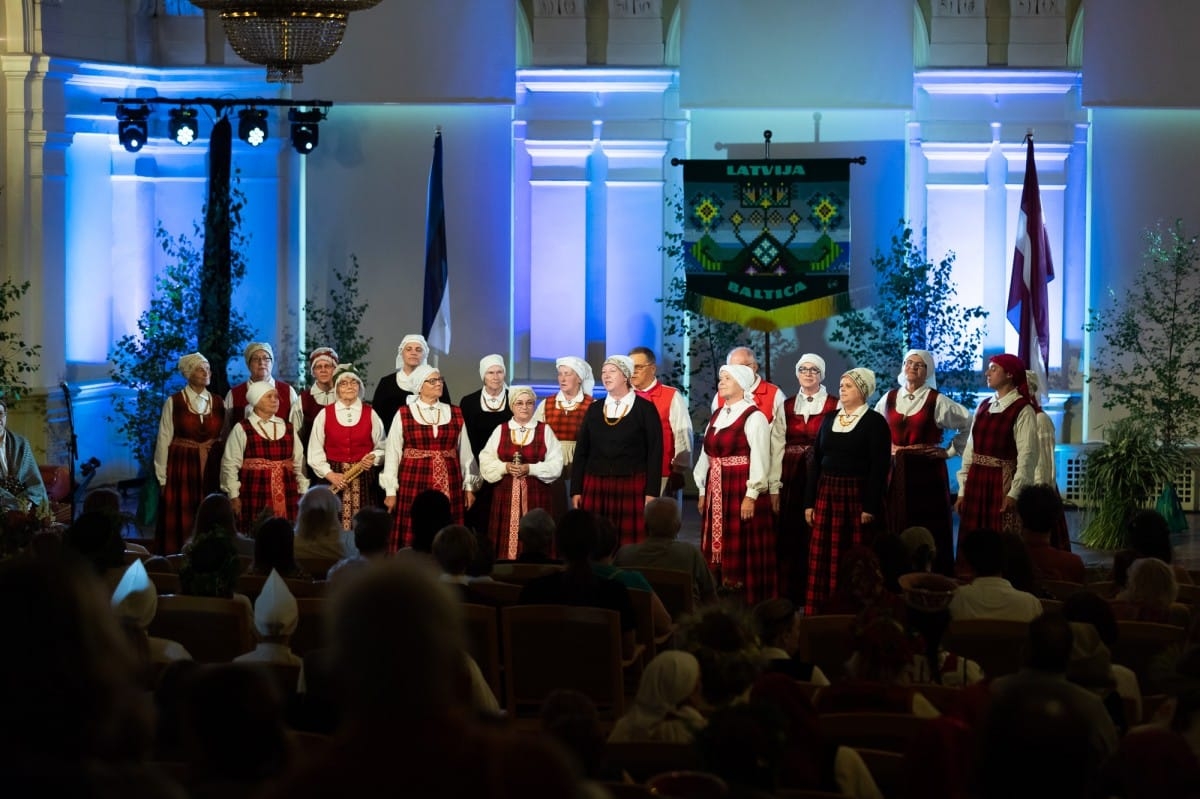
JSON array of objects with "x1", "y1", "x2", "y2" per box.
[
  {"x1": 1079, "y1": 417, "x2": 1184, "y2": 549},
  {"x1": 303, "y1": 254, "x2": 373, "y2": 385},
  {"x1": 829, "y1": 223, "x2": 988, "y2": 409},
  {"x1": 0, "y1": 279, "x2": 42, "y2": 405},
  {"x1": 658, "y1": 188, "x2": 781, "y2": 425},
  {"x1": 108, "y1": 188, "x2": 256, "y2": 473},
  {"x1": 1085, "y1": 219, "x2": 1200, "y2": 449}
]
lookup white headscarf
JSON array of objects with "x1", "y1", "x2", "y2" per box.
[
  {"x1": 112, "y1": 559, "x2": 157, "y2": 630},
  {"x1": 245, "y1": 381, "x2": 275, "y2": 412},
  {"x1": 720, "y1": 363, "x2": 756, "y2": 403},
  {"x1": 604, "y1": 354, "x2": 635, "y2": 381},
  {"x1": 177, "y1": 352, "x2": 208, "y2": 380},
  {"x1": 796, "y1": 353, "x2": 826, "y2": 378},
  {"x1": 254, "y1": 569, "x2": 299, "y2": 637},
  {"x1": 478, "y1": 354, "x2": 506, "y2": 381},
  {"x1": 556, "y1": 356, "x2": 595, "y2": 396},
  {"x1": 405, "y1": 364, "x2": 441, "y2": 406},
  {"x1": 612, "y1": 651, "x2": 702, "y2": 739},
  {"x1": 395, "y1": 334, "x2": 430, "y2": 371},
  {"x1": 898, "y1": 349, "x2": 938, "y2": 390},
  {"x1": 844, "y1": 367, "x2": 877, "y2": 403}
]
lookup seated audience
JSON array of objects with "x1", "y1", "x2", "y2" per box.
[
  {"x1": 614, "y1": 497, "x2": 717, "y2": 603},
  {"x1": 434, "y1": 525, "x2": 504, "y2": 607},
  {"x1": 513, "y1": 507, "x2": 558, "y2": 563},
  {"x1": 675, "y1": 603, "x2": 764, "y2": 711},
  {"x1": 1114, "y1": 509, "x2": 1193, "y2": 589},
  {"x1": 251, "y1": 517, "x2": 312, "y2": 580},
  {"x1": 902, "y1": 596, "x2": 985, "y2": 687},
  {"x1": 1062, "y1": 591, "x2": 1142, "y2": 723},
  {"x1": 948, "y1": 527, "x2": 1043, "y2": 621},
  {"x1": 820, "y1": 616, "x2": 940, "y2": 718},
  {"x1": 752, "y1": 598, "x2": 829, "y2": 685},
  {"x1": 899, "y1": 525, "x2": 937, "y2": 574},
  {"x1": 990, "y1": 613, "x2": 1119, "y2": 760},
  {"x1": 191, "y1": 492, "x2": 255, "y2": 556},
  {"x1": 327, "y1": 507, "x2": 391, "y2": 584},
  {"x1": 541, "y1": 690, "x2": 624, "y2": 782},
  {"x1": 263, "y1": 559, "x2": 577, "y2": 797},
  {"x1": 111, "y1": 558, "x2": 192, "y2": 664},
  {"x1": 1018, "y1": 484, "x2": 1085, "y2": 582},
  {"x1": 518, "y1": 509, "x2": 637, "y2": 658},
  {"x1": 1000, "y1": 530, "x2": 1050, "y2": 598},
  {"x1": 235, "y1": 570, "x2": 302, "y2": 667},
  {"x1": 293, "y1": 486, "x2": 344, "y2": 561},
  {"x1": 179, "y1": 529, "x2": 254, "y2": 626},
  {"x1": 692, "y1": 702, "x2": 788, "y2": 799},
  {"x1": 1066, "y1": 620, "x2": 1127, "y2": 735},
  {"x1": 83, "y1": 487, "x2": 149, "y2": 555},
  {"x1": 591, "y1": 515, "x2": 672, "y2": 637},
  {"x1": 62, "y1": 510, "x2": 127, "y2": 592},
  {"x1": 408, "y1": 489, "x2": 454, "y2": 555},
  {"x1": 1113, "y1": 556, "x2": 1190, "y2": 627},
  {"x1": 1100, "y1": 726, "x2": 1200, "y2": 799},
  {"x1": 872, "y1": 532, "x2": 911, "y2": 594},
  {"x1": 818, "y1": 546, "x2": 906, "y2": 620},
  {"x1": 608, "y1": 651, "x2": 707, "y2": 744}
]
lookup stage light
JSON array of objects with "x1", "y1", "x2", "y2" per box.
[
  {"x1": 238, "y1": 108, "x2": 268, "y2": 146},
  {"x1": 116, "y1": 104, "x2": 150, "y2": 153},
  {"x1": 168, "y1": 107, "x2": 199, "y2": 146},
  {"x1": 288, "y1": 107, "x2": 326, "y2": 155}
]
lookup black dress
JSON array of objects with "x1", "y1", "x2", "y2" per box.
[{"x1": 459, "y1": 388, "x2": 514, "y2": 536}]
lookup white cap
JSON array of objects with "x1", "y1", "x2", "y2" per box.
[
  {"x1": 254, "y1": 569, "x2": 299, "y2": 637},
  {"x1": 111, "y1": 559, "x2": 157, "y2": 629}
]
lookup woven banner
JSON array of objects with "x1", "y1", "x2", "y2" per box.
[{"x1": 682, "y1": 158, "x2": 853, "y2": 331}]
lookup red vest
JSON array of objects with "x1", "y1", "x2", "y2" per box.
[
  {"x1": 719, "y1": 379, "x2": 781, "y2": 423},
  {"x1": 322, "y1": 402, "x2": 375, "y2": 463},
  {"x1": 231, "y1": 380, "x2": 295, "y2": 423},
  {"x1": 543, "y1": 395, "x2": 594, "y2": 443},
  {"x1": 884, "y1": 388, "x2": 942, "y2": 446},
  {"x1": 972, "y1": 396, "x2": 1031, "y2": 461},
  {"x1": 636, "y1": 381, "x2": 680, "y2": 474}
]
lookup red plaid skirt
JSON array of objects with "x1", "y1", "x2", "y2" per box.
[
  {"x1": 887, "y1": 450, "x2": 955, "y2": 576},
  {"x1": 390, "y1": 407, "x2": 466, "y2": 551},
  {"x1": 237, "y1": 431, "x2": 300, "y2": 533},
  {"x1": 805, "y1": 473, "x2": 878, "y2": 616},
  {"x1": 158, "y1": 394, "x2": 225, "y2": 554},
  {"x1": 490, "y1": 474, "x2": 555, "y2": 560},
  {"x1": 957, "y1": 455, "x2": 1019, "y2": 566},
  {"x1": 580, "y1": 473, "x2": 646, "y2": 547}
]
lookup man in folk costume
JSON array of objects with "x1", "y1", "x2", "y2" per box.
[
  {"x1": 874, "y1": 349, "x2": 971, "y2": 576},
  {"x1": 225, "y1": 341, "x2": 303, "y2": 434},
  {"x1": 533, "y1": 355, "x2": 595, "y2": 520},
  {"x1": 955, "y1": 354, "x2": 1038, "y2": 565},
  {"x1": 629, "y1": 346, "x2": 693, "y2": 496},
  {"x1": 710, "y1": 346, "x2": 786, "y2": 510},
  {"x1": 220, "y1": 381, "x2": 308, "y2": 531}
]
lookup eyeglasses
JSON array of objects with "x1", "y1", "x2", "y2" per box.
[
  {"x1": 797, "y1": 367, "x2": 821, "y2": 375},
  {"x1": 904, "y1": 361, "x2": 927, "y2": 370},
  {"x1": 632, "y1": 363, "x2": 652, "y2": 371},
  {"x1": 511, "y1": 399, "x2": 535, "y2": 407},
  {"x1": 424, "y1": 377, "x2": 444, "y2": 385},
  {"x1": 250, "y1": 355, "x2": 273, "y2": 364}
]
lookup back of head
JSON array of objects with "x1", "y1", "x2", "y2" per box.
[
  {"x1": 694, "y1": 703, "x2": 784, "y2": 792},
  {"x1": 872, "y1": 533, "x2": 909, "y2": 593},
  {"x1": 1127, "y1": 510, "x2": 1173, "y2": 562},
  {"x1": 193, "y1": 492, "x2": 238, "y2": 537},
  {"x1": 410, "y1": 489, "x2": 453, "y2": 553},
  {"x1": 852, "y1": 616, "x2": 913, "y2": 682},
  {"x1": 517, "y1": 508, "x2": 555, "y2": 556},
  {"x1": 296, "y1": 486, "x2": 342, "y2": 540},
  {"x1": 590, "y1": 515, "x2": 619, "y2": 562},
  {"x1": 961, "y1": 528, "x2": 1004, "y2": 577},
  {"x1": 353, "y1": 507, "x2": 391, "y2": 557},
  {"x1": 677, "y1": 603, "x2": 763, "y2": 708},
  {"x1": 182, "y1": 663, "x2": 288, "y2": 780},
  {"x1": 977, "y1": 678, "x2": 1099, "y2": 799},
  {"x1": 1017, "y1": 484, "x2": 1062, "y2": 536},
  {"x1": 63, "y1": 511, "x2": 125, "y2": 574},
  {"x1": 1126, "y1": 556, "x2": 1178, "y2": 608},
  {"x1": 81, "y1": 487, "x2": 121, "y2": 517},
  {"x1": 900, "y1": 526, "x2": 937, "y2": 573},
  {"x1": 752, "y1": 598, "x2": 797, "y2": 649},
  {"x1": 555, "y1": 509, "x2": 598, "y2": 565},
  {"x1": 1026, "y1": 612, "x2": 1073, "y2": 673},
  {"x1": 540, "y1": 689, "x2": 604, "y2": 779},
  {"x1": 999, "y1": 532, "x2": 1038, "y2": 593},
  {"x1": 432, "y1": 524, "x2": 477, "y2": 576},
  {"x1": 253, "y1": 517, "x2": 297, "y2": 574},
  {"x1": 328, "y1": 558, "x2": 465, "y2": 719},
  {"x1": 644, "y1": 497, "x2": 681, "y2": 540},
  {"x1": 1062, "y1": 592, "x2": 1119, "y2": 649},
  {"x1": 180, "y1": 530, "x2": 241, "y2": 598}
]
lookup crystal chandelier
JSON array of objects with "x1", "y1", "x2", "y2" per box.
[{"x1": 189, "y1": 0, "x2": 383, "y2": 83}]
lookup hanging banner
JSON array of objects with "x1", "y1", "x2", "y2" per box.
[{"x1": 682, "y1": 158, "x2": 853, "y2": 331}]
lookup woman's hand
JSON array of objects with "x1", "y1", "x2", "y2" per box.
[
  {"x1": 804, "y1": 508, "x2": 814, "y2": 525},
  {"x1": 861, "y1": 511, "x2": 874, "y2": 525},
  {"x1": 740, "y1": 496, "x2": 755, "y2": 520},
  {"x1": 697, "y1": 496, "x2": 706, "y2": 516},
  {"x1": 230, "y1": 498, "x2": 241, "y2": 517},
  {"x1": 358, "y1": 453, "x2": 376, "y2": 468},
  {"x1": 326, "y1": 471, "x2": 345, "y2": 490},
  {"x1": 384, "y1": 495, "x2": 396, "y2": 513},
  {"x1": 464, "y1": 491, "x2": 476, "y2": 510},
  {"x1": 505, "y1": 462, "x2": 529, "y2": 477}
]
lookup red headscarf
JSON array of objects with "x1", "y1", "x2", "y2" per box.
[{"x1": 988, "y1": 354, "x2": 1032, "y2": 402}]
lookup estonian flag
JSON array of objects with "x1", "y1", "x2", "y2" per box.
[{"x1": 422, "y1": 129, "x2": 450, "y2": 355}]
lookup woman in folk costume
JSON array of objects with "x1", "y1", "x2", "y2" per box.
[
  {"x1": 777, "y1": 353, "x2": 839, "y2": 603},
  {"x1": 803, "y1": 368, "x2": 891, "y2": 616},
  {"x1": 220, "y1": 381, "x2": 308, "y2": 533},
  {"x1": 873, "y1": 349, "x2": 971, "y2": 576},
  {"x1": 370, "y1": 334, "x2": 451, "y2": 435},
  {"x1": 299, "y1": 347, "x2": 338, "y2": 463},
  {"x1": 479, "y1": 386, "x2": 563, "y2": 559},
  {"x1": 571, "y1": 355, "x2": 662, "y2": 545},
  {"x1": 154, "y1": 352, "x2": 226, "y2": 554},
  {"x1": 307, "y1": 364, "x2": 386, "y2": 531},
  {"x1": 1025, "y1": 369, "x2": 1071, "y2": 550},
  {"x1": 695, "y1": 363, "x2": 776, "y2": 604},
  {"x1": 955, "y1": 354, "x2": 1038, "y2": 558},
  {"x1": 225, "y1": 341, "x2": 303, "y2": 431},
  {"x1": 533, "y1": 355, "x2": 595, "y2": 520},
  {"x1": 460, "y1": 354, "x2": 514, "y2": 534},
  {"x1": 380, "y1": 364, "x2": 479, "y2": 552}
]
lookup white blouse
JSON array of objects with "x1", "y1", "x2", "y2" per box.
[
  {"x1": 153, "y1": 387, "x2": 215, "y2": 486},
  {"x1": 306, "y1": 399, "x2": 387, "y2": 479},
  {"x1": 872, "y1": 385, "x2": 971, "y2": 455},
  {"x1": 693, "y1": 399, "x2": 771, "y2": 500},
  {"x1": 479, "y1": 420, "x2": 564, "y2": 485},
  {"x1": 379, "y1": 401, "x2": 480, "y2": 495}
]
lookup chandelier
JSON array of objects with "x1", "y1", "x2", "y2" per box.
[{"x1": 189, "y1": 0, "x2": 383, "y2": 84}]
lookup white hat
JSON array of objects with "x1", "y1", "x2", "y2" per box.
[
  {"x1": 844, "y1": 367, "x2": 877, "y2": 401},
  {"x1": 111, "y1": 559, "x2": 157, "y2": 630},
  {"x1": 396, "y1": 334, "x2": 430, "y2": 370},
  {"x1": 898, "y1": 349, "x2": 938, "y2": 390},
  {"x1": 720, "y1": 363, "x2": 756, "y2": 402},
  {"x1": 245, "y1": 381, "x2": 276, "y2": 411},
  {"x1": 478, "y1": 354, "x2": 506, "y2": 380},
  {"x1": 177, "y1": 352, "x2": 209, "y2": 379},
  {"x1": 604, "y1": 354, "x2": 635, "y2": 380},
  {"x1": 556, "y1": 356, "x2": 595, "y2": 395},
  {"x1": 254, "y1": 569, "x2": 299, "y2": 637},
  {"x1": 406, "y1": 364, "x2": 441, "y2": 405},
  {"x1": 243, "y1": 342, "x2": 274, "y2": 368},
  {"x1": 796, "y1": 353, "x2": 826, "y2": 377}
]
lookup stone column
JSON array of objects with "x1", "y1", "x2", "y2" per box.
[
  {"x1": 532, "y1": 0, "x2": 587, "y2": 66},
  {"x1": 929, "y1": 0, "x2": 987, "y2": 67},
  {"x1": 607, "y1": 0, "x2": 663, "y2": 66},
  {"x1": 1009, "y1": 0, "x2": 1067, "y2": 67}
]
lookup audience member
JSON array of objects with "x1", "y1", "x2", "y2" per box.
[
  {"x1": 293, "y1": 486, "x2": 344, "y2": 561},
  {"x1": 1018, "y1": 484, "x2": 1085, "y2": 582},
  {"x1": 1100, "y1": 726, "x2": 1200, "y2": 799},
  {"x1": 1062, "y1": 591, "x2": 1142, "y2": 723},
  {"x1": 948, "y1": 527, "x2": 1043, "y2": 621},
  {"x1": 83, "y1": 487, "x2": 149, "y2": 555},
  {"x1": 111, "y1": 558, "x2": 192, "y2": 664},
  {"x1": 614, "y1": 497, "x2": 717, "y2": 603},
  {"x1": 609, "y1": 651, "x2": 707, "y2": 743},
  {"x1": 235, "y1": 570, "x2": 302, "y2": 666},
  {"x1": 872, "y1": 532, "x2": 911, "y2": 594},
  {"x1": 989, "y1": 613, "x2": 1119, "y2": 760},
  {"x1": 408, "y1": 489, "x2": 453, "y2": 554},
  {"x1": 179, "y1": 529, "x2": 254, "y2": 630},
  {"x1": 591, "y1": 515, "x2": 672, "y2": 636},
  {"x1": 541, "y1": 690, "x2": 624, "y2": 782},
  {"x1": 1065, "y1": 620, "x2": 1127, "y2": 734},
  {"x1": 899, "y1": 525, "x2": 937, "y2": 574},
  {"x1": 327, "y1": 507, "x2": 390, "y2": 584},
  {"x1": 1114, "y1": 509, "x2": 1193, "y2": 588},
  {"x1": 263, "y1": 559, "x2": 577, "y2": 797},
  {"x1": 518, "y1": 509, "x2": 637, "y2": 658},
  {"x1": 191, "y1": 492, "x2": 255, "y2": 556},
  {"x1": 692, "y1": 703, "x2": 784, "y2": 799},
  {"x1": 676, "y1": 603, "x2": 764, "y2": 710},
  {"x1": 903, "y1": 601, "x2": 985, "y2": 687},
  {"x1": 513, "y1": 507, "x2": 557, "y2": 563},
  {"x1": 62, "y1": 510, "x2": 126, "y2": 592},
  {"x1": 752, "y1": 598, "x2": 829, "y2": 685},
  {"x1": 821, "y1": 616, "x2": 940, "y2": 718},
  {"x1": 818, "y1": 546, "x2": 905, "y2": 620},
  {"x1": 433, "y1": 525, "x2": 501, "y2": 608},
  {"x1": 251, "y1": 517, "x2": 311, "y2": 580},
  {"x1": 1114, "y1": 556, "x2": 1190, "y2": 627}
]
